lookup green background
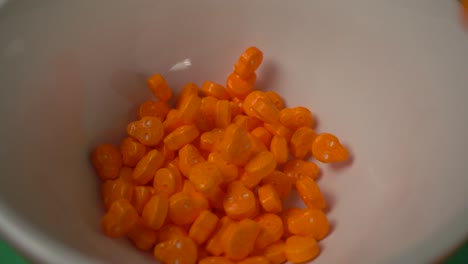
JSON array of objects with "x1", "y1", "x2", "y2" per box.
[{"x1": 0, "y1": 239, "x2": 467, "y2": 263}]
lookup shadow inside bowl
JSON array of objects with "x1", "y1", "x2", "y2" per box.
[{"x1": 322, "y1": 190, "x2": 336, "y2": 214}]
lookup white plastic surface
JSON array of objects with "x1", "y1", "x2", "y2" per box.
[{"x1": 0, "y1": 0, "x2": 468, "y2": 263}]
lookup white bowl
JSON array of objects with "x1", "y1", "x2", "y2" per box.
[{"x1": 1, "y1": 1, "x2": 468, "y2": 263}]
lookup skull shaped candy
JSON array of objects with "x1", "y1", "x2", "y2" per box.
[
  {"x1": 127, "y1": 116, "x2": 164, "y2": 146},
  {"x1": 311, "y1": 133, "x2": 349, "y2": 163}
]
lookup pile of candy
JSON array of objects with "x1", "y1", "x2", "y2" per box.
[{"x1": 92, "y1": 47, "x2": 349, "y2": 264}]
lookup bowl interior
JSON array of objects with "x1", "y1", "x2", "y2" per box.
[{"x1": 1, "y1": 1, "x2": 468, "y2": 263}]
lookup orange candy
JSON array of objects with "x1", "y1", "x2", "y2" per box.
[
  {"x1": 284, "y1": 208, "x2": 305, "y2": 236},
  {"x1": 177, "y1": 82, "x2": 200, "y2": 108},
  {"x1": 142, "y1": 195, "x2": 168, "y2": 230},
  {"x1": 147, "y1": 74, "x2": 172, "y2": 101},
  {"x1": 231, "y1": 97, "x2": 243, "y2": 111},
  {"x1": 238, "y1": 256, "x2": 270, "y2": 264},
  {"x1": 207, "y1": 152, "x2": 239, "y2": 184},
  {"x1": 226, "y1": 72, "x2": 255, "y2": 99},
  {"x1": 243, "y1": 91, "x2": 280, "y2": 124},
  {"x1": 118, "y1": 166, "x2": 134, "y2": 182},
  {"x1": 101, "y1": 178, "x2": 134, "y2": 209},
  {"x1": 233, "y1": 115, "x2": 262, "y2": 132},
  {"x1": 158, "y1": 144, "x2": 176, "y2": 164},
  {"x1": 234, "y1": 46, "x2": 263, "y2": 78},
  {"x1": 223, "y1": 181, "x2": 257, "y2": 220},
  {"x1": 264, "y1": 123, "x2": 292, "y2": 142},
  {"x1": 283, "y1": 159, "x2": 319, "y2": 183},
  {"x1": 261, "y1": 170, "x2": 292, "y2": 200},
  {"x1": 138, "y1": 100, "x2": 170, "y2": 120},
  {"x1": 127, "y1": 116, "x2": 164, "y2": 146},
  {"x1": 279, "y1": 107, "x2": 314, "y2": 130},
  {"x1": 166, "y1": 159, "x2": 181, "y2": 174},
  {"x1": 269, "y1": 135, "x2": 288, "y2": 164},
  {"x1": 188, "y1": 210, "x2": 219, "y2": 245},
  {"x1": 284, "y1": 235, "x2": 320, "y2": 263},
  {"x1": 178, "y1": 144, "x2": 206, "y2": 178},
  {"x1": 199, "y1": 128, "x2": 224, "y2": 153},
  {"x1": 195, "y1": 108, "x2": 215, "y2": 133},
  {"x1": 290, "y1": 127, "x2": 317, "y2": 159},
  {"x1": 132, "y1": 149, "x2": 165, "y2": 185},
  {"x1": 285, "y1": 208, "x2": 329, "y2": 240},
  {"x1": 102, "y1": 199, "x2": 139, "y2": 238},
  {"x1": 251, "y1": 126, "x2": 273, "y2": 147},
  {"x1": 205, "y1": 187, "x2": 226, "y2": 210},
  {"x1": 281, "y1": 208, "x2": 302, "y2": 237},
  {"x1": 120, "y1": 137, "x2": 147, "y2": 167},
  {"x1": 189, "y1": 162, "x2": 223, "y2": 192},
  {"x1": 263, "y1": 241, "x2": 287, "y2": 264},
  {"x1": 132, "y1": 186, "x2": 155, "y2": 214},
  {"x1": 188, "y1": 162, "x2": 225, "y2": 209},
  {"x1": 168, "y1": 191, "x2": 209, "y2": 226},
  {"x1": 257, "y1": 184, "x2": 282, "y2": 213},
  {"x1": 163, "y1": 109, "x2": 183, "y2": 134},
  {"x1": 241, "y1": 91, "x2": 263, "y2": 116},
  {"x1": 199, "y1": 256, "x2": 235, "y2": 264},
  {"x1": 295, "y1": 176, "x2": 327, "y2": 210},
  {"x1": 154, "y1": 235, "x2": 198, "y2": 264},
  {"x1": 222, "y1": 218, "x2": 261, "y2": 260},
  {"x1": 182, "y1": 180, "x2": 199, "y2": 194},
  {"x1": 248, "y1": 133, "x2": 268, "y2": 154},
  {"x1": 215, "y1": 100, "x2": 232, "y2": 128},
  {"x1": 200, "y1": 96, "x2": 218, "y2": 125},
  {"x1": 463, "y1": 0, "x2": 468, "y2": 27},
  {"x1": 254, "y1": 213, "x2": 284, "y2": 250},
  {"x1": 241, "y1": 151, "x2": 276, "y2": 189},
  {"x1": 197, "y1": 247, "x2": 211, "y2": 262},
  {"x1": 92, "y1": 144, "x2": 123, "y2": 180},
  {"x1": 311, "y1": 133, "x2": 349, "y2": 163},
  {"x1": 230, "y1": 99, "x2": 243, "y2": 116},
  {"x1": 218, "y1": 124, "x2": 252, "y2": 166},
  {"x1": 164, "y1": 124, "x2": 200, "y2": 151},
  {"x1": 153, "y1": 168, "x2": 179, "y2": 197},
  {"x1": 202, "y1": 81, "x2": 229, "y2": 100},
  {"x1": 206, "y1": 216, "x2": 234, "y2": 256},
  {"x1": 157, "y1": 224, "x2": 188, "y2": 243},
  {"x1": 264, "y1": 91, "x2": 285, "y2": 110},
  {"x1": 128, "y1": 221, "x2": 158, "y2": 251},
  {"x1": 178, "y1": 94, "x2": 202, "y2": 125}
]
